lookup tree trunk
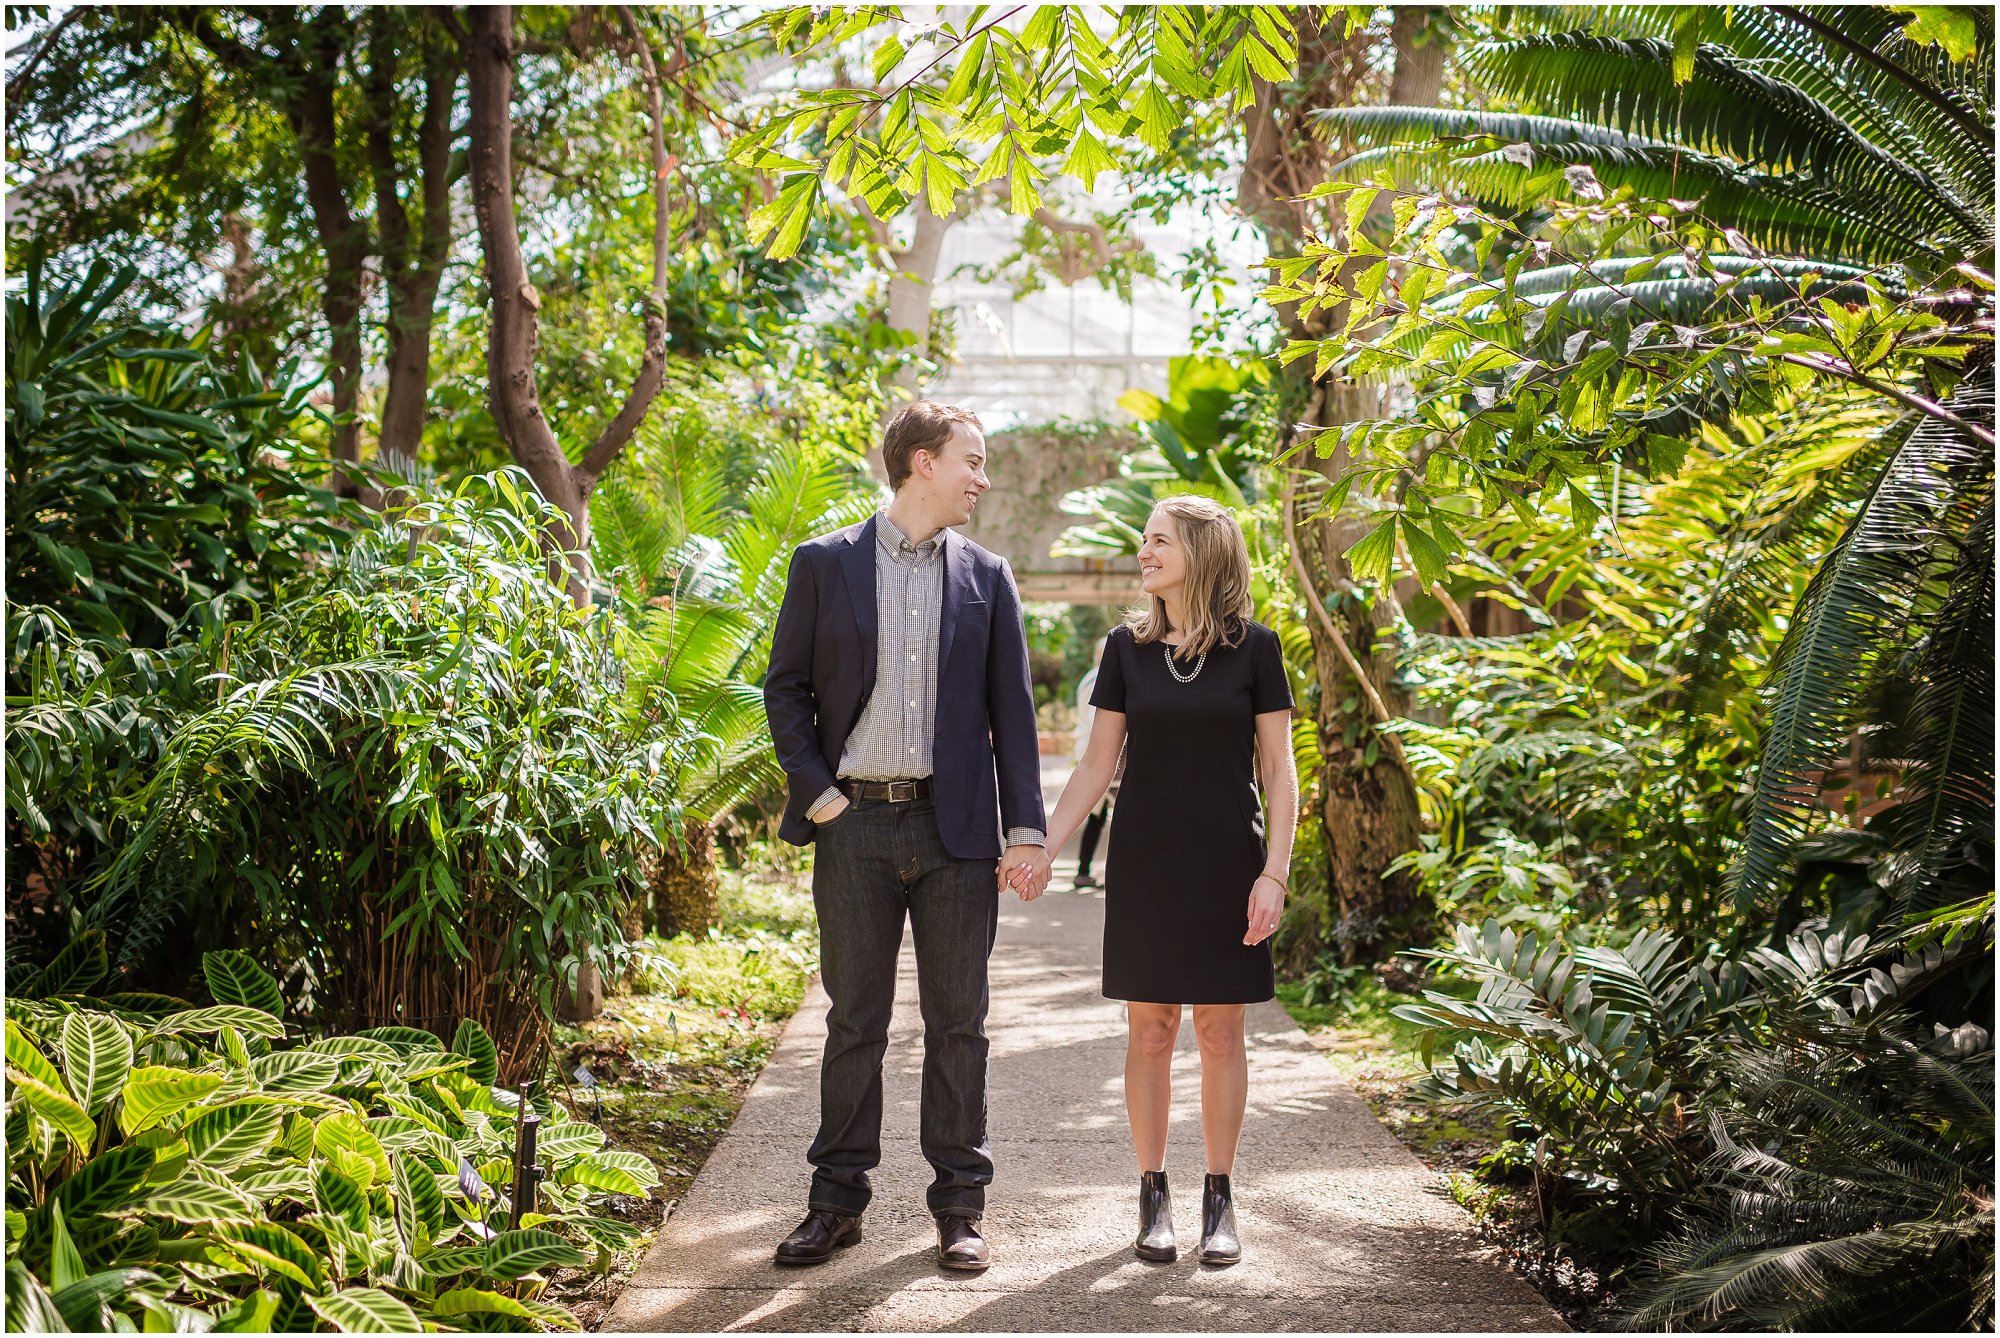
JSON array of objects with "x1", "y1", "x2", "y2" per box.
[
  {"x1": 1236, "y1": 11, "x2": 1450, "y2": 963},
  {"x1": 465, "y1": 3, "x2": 671, "y2": 604},
  {"x1": 369, "y1": 16, "x2": 459, "y2": 492},
  {"x1": 652, "y1": 819, "x2": 720, "y2": 939},
  {"x1": 288, "y1": 11, "x2": 368, "y2": 499}
]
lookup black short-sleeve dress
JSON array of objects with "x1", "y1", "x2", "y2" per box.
[{"x1": 1089, "y1": 619, "x2": 1295, "y2": 1004}]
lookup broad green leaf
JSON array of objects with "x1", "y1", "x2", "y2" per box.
[
  {"x1": 394, "y1": 1148, "x2": 447, "y2": 1241},
  {"x1": 118, "y1": 1066, "x2": 225, "y2": 1135},
  {"x1": 29, "y1": 930, "x2": 108, "y2": 998},
  {"x1": 313, "y1": 1162, "x2": 369, "y2": 1231},
  {"x1": 49, "y1": 1266, "x2": 156, "y2": 1332},
  {"x1": 185, "y1": 1102, "x2": 281, "y2": 1170},
  {"x1": 304, "y1": 1036, "x2": 401, "y2": 1059},
  {"x1": 315, "y1": 1111, "x2": 390, "y2": 1184},
  {"x1": 142, "y1": 1176, "x2": 258, "y2": 1224},
  {"x1": 535, "y1": 1121, "x2": 606, "y2": 1161},
  {"x1": 147, "y1": 1007, "x2": 285, "y2": 1040},
  {"x1": 235, "y1": 1166, "x2": 314, "y2": 1203},
  {"x1": 430, "y1": 1287, "x2": 536, "y2": 1320},
  {"x1": 1344, "y1": 516, "x2": 1398, "y2": 582},
  {"x1": 306, "y1": 1287, "x2": 422, "y2": 1333},
  {"x1": 53, "y1": 1144, "x2": 154, "y2": 1219},
  {"x1": 6, "y1": 1019, "x2": 64, "y2": 1091},
  {"x1": 60, "y1": 1013, "x2": 133, "y2": 1115},
  {"x1": 5, "y1": 1259, "x2": 67, "y2": 1334},
  {"x1": 201, "y1": 952, "x2": 284, "y2": 1019},
  {"x1": 560, "y1": 1149, "x2": 658, "y2": 1196},
  {"x1": 448, "y1": 1019, "x2": 499, "y2": 1087},
  {"x1": 483, "y1": 1228, "x2": 588, "y2": 1278},
  {"x1": 1897, "y1": 5, "x2": 1980, "y2": 59},
  {"x1": 209, "y1": 1289, "x2": 280, "y2": 1333},
  {"x1": 212, "y1": 1222, "x2": 324, "y2": 1291},
  {"x1": 249, "y1": 1050, "x2": 340, "y2": 1093},
  {"x1": 7, "y1": 1067, "x2": 97, "y2": 1152},
  {"x1": 48, "y1": 1202, "x2": 86, "y2": 1290}
]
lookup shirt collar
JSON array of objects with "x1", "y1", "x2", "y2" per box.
[{"x1": 876, "y1": 510, "x2": 943, "y2": 560}]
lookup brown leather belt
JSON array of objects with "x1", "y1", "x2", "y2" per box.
[{"x1": 842, "y1": 777, "x2": 933, "y2": 802}]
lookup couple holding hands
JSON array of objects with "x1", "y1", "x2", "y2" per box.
[{"x1": 763, "y1": 401, "x2": 1298, "y2": 1272}]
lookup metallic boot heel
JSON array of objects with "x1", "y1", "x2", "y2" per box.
[
  {"x1": 1134, "y1": 1170, "x2": 1177, "y2": 1261},
  {"x1": 1197, "y1": 1173, "x2": 1240, "y2": 1264}
]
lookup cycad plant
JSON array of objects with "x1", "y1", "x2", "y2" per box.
[
  {"x1": 1622, "y1": 1018, "x2": 1993, "y2": 1331},
  {"x1": 593, "y1": 392, "x2": 878, "y2": 935}
]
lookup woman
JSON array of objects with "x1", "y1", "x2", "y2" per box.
[{"x1": 1013, "y1": 495, "x2": 1297, "y2": 1265}]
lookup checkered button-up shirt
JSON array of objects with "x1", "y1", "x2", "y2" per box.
[{"x1": 805, "y1": 512, "x2": 1043, "y2": 849}]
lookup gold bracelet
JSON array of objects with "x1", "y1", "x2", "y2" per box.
[{"x1": 1255, "y1": 873, "x2": 1287, "y2": 891}]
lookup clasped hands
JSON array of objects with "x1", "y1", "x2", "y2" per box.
[{"x1": 998, "y1": 845, "x2": 1053, "y2": 901}]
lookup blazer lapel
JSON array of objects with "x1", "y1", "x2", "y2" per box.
[
  {"x1": 937, "y1": 528, "x2": 971, "y2": 677},
  {"x1": 840, "y1": 517, "x2": 879, "y2": 695}
]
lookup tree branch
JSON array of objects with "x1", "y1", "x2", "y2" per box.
[
  {"x1": 1282, "y1": 469, "x2": 1412, "y2": 770},
  {"x1": 1780, "y1": 353, "x2": 1996, "y2": 445},
  {"x1": 5, "y1": 7, "x2": 85, "y2": 105},
  {"x1": 578, "y1": 4, "x2": 675, "y2": 483}
]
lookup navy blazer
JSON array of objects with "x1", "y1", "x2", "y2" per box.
[{"x1": 763, "y1": 515, "x2": 1046, "y2": 861}]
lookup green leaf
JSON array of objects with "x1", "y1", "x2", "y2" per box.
[
  {"x1": 6, "y1": 1018, "x2": 64, "y2": 1092},
  {"x1": 117, "y1": 1066, "x2": 225, "y2": 1135},
  {"x1": 142, "y1": 1176, "x2": 258, "y2": 1224},
  {"x1": 304, "y1": 1280, "x2": 422, "y2": 1328},
  {"x1": 248, "y1": 1050, "x2": 340, "y2": 1093},
  {"x1": 53, "y1": 1144, "x2": 154, "y2": 1219},
  {"x1": 483, "y1": 1228, "x2": 589, "y2": 1279},
  {"x1": 1895, "y1": 6, "x2": 1980, "y2": 59},
  {"x1": 60, "y1": 1013, "x2": 132, "y2": 1116},
  {"x1": 30, "y1": 931, "x2": 108, "y2": 998},
  {"x1": 209, "y1": 1289, "x2": 280, "y2": 1333},
  {"x1": 50, "y1": 1267, "x2": 156, "y2": 1332},
  {"x1": 430, "y1": 1287, "x2": 537, "y2": 1320},
  {"x1": 355, "y1": 1027, "x2": 445, "y2": 1052},
  {"x1": 212, "y1": 1222, "x2": 324, "y2": 1291},
  {"x1": 8, "y1": 1067, "x2": 98, "y2": 1152},
  {"x1": 1344, "y1": 517, "x2": 1398, "y2": 582},
  {"x1": 314, "y1": 1111, "x2": 390, "y2": 1185},
  {"x1": 560, "y1": 1149, "x2": 659, "y2": 1196},
  {"x1": 48, "y1": 1202, "x2": 86, "y2": 1290},
  {"x1": 449, "y1": 1019, "x2": 499, "y2": 1088},
  {"x1": 201, "y1": 952, "x2": 284, "y2": 1019},
  {"x1": 393, "y1": 1146, "x2": 446, "y2": 1242},
  {"x1": 313, "y1": 1161, "x2": 370, "y2": 1231},
  {"x1": 6, "y1": 1259, "x2": 68, "y2": 1334},
  {"x1": 147, "y1": 1006, "x2": 285, "y2": 1040},
  {"x1": 534, "y1": 1121, "x2": 606, "y2": 1161},
  {"x1": 1401, "y1": 517, "x2": 1451, "y2": 587},
  {"x1": 184, "y1": 1102, "x2": 282, "y2": 1170}
]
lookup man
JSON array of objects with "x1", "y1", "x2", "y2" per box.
[{"x1": 763, "y1": 401, "x2": 1054, "y2": 1272}]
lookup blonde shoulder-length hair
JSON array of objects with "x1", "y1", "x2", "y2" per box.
[{"x1": 1126, "y1": 495, "x2": 1253, "y2": 660}]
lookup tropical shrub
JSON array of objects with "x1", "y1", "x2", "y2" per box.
[
  {"x1": 15, "y1": 475, "x2": 681, "y2": 1080},
  {"x1": 4, "y1": 942, "x2": 659, "y2": 1332},
  {"x1": 5, "y1": 261, "x2": 356, "y2": 977},
  {"x1": 592, "y1": 382, "x2": 879, "y2": 936}
]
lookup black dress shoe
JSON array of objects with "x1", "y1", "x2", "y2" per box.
[
  {"x1": 774, "y1": 1209, "x2": 862, "y2": 1265},
  {"x1": 1197, "y1": 1173, "x2": 1240, "y2": 1264},
  {"x1": 1135, "y1": 1170, "x2": 1176, "y2": 1261},
  {"x1": 936, "y1": 1215, "x2": 992, "y2": 1271}
]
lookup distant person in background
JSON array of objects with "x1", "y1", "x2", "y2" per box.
[{"x1": 1071, "y1": 637, "x2": 1116, "y2": 890}]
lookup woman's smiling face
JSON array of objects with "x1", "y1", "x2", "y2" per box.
[{"x1": 1137, "y1": 508, "x2": 1187, "y2": 601}]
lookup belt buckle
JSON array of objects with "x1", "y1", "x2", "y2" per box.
[{"x1": 886, "y1": 780, "x2": 916, "y2": 803}]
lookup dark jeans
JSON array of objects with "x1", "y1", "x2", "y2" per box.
[{"x1": 808, "y1": 793, "x2": 998, "y2": 1220}]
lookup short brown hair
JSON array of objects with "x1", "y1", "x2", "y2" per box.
[{"x1": 881, "y1": 402, "x2": 982, "y2": 490}]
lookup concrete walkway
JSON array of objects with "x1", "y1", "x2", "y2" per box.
[{"x1": 604, "y1": 855, "x2": 1565, "y2": 1330}]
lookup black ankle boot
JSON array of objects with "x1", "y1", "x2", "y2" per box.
[
  {"x1": 1198, "y1": 1173, "x2": 1240, "y2": 1264},
  {"x1": 1135, "y1": 1170, "x2": 1176, "y2": 1261}
]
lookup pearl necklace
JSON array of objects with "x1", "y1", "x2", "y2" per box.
[{"x1": 1163, "y1": 642, "x2": 1206, "y2": 683}]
